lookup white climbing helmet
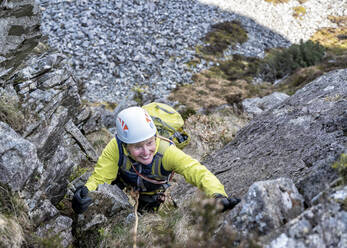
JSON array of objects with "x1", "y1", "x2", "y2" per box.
[{"x1": 116, "y1": 106, "x2": 157, "y2": 144}]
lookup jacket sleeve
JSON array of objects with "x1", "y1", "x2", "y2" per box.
[
  {"x1": 162, "y1": 145, "x2": 227, "y2": 197},
  {"x1": 85, "y1": 138, "x2": 120, "y2": 191}
]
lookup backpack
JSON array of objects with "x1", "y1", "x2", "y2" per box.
[{"x1": 142, "y1": 102, "x2": 190, "y2": 149}]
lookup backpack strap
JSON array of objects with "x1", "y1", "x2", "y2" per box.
[
  {"x1": 155, "y1": 104, "x2": 176, "y2": 114},
  {"x1": 151, "y1": 116, "x2": 185, "y2": 143},
  {"x1": 116, "y1": 135, "x2": 125, "y2": 168}
]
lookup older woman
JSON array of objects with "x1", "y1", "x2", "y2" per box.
[{"x1": 72, "y1": 106, "x2": 240, "y2": 213}]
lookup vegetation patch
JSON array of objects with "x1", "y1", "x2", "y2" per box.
[
  {"x1": 0, "y1": 92, "x2": 25, "y2": 133},
  {"x1": 210, "y1": 55, "x2": 260, "y2": 81},
  {"x1": 93, "y1": 192, "x2": 260, "y2": 248},
  {"x1": 183, "y1": 110, "x2": 248, "y2": 160},
  {"x1": 198, "y1": 21, "x2": 248, "y2": 57},
  {"x1": 275, "y1": 66, "x2": 323, "y2": 95},
  {"x1": 311, "y1": 27, "x2": 347, "y2": 55},
  {"x1": 170, "y1": 62, "x2": 273, "y2": 112},
  {"x1": 293, "y1": 6, "x2": 306, "y2": 19},
  {"x1": 83, "y1": 100, "x2": 118, "y2": 111},
  {"x1": 264, "y1": 0, "x2": 289, "y2": 4},
  {"x1": 69, "y1": 166, "x2": 90, "y2": 182},
  {"x1": 0, "y1": 214, "x2": 25, "y2": 248},
  {"x1": 332, "y1": 154, "x2": 347, "y2": 185},
  {"x1": 179, "y1": 107, "x2": 197, "y2": 121},
  {"x1": 257, "y1": 39, "x2": 325, "y2": 83},
  {"x1": 328, "y1": 15, "x2": 347, "y2": 27},
  {"x1": 86, "y1": 127, "x2": 114, "y2": 155},
  {"x1": 0, "y1": 184, "x2": 25, "y2": 217},
  {"x1": 0, "y1": 184, "x2": 30, "y2": 248}
]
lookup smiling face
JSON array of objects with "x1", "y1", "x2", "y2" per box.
[{"x1": 126, "y1": 136, "x2": 156, "y2": 165}]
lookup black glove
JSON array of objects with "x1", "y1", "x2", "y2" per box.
[
  {"x1": 214, "y1": 194, "x2": 241, "y2": 212},
  {"x1": 72, "y1": 185, "x2": 92, "y2": 214}
]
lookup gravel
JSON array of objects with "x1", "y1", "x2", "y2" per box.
[{"x1": 35, "y1": 0, "x2": 344, "y2": 104}]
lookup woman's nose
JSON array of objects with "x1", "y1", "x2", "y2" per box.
[{"x1": 141, "y1": 146, "x2": 149, "y2": 155}]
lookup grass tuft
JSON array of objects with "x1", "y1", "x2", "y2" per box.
[{"x1": 332, "y1": 154, "x2": 347, "y2": 185}]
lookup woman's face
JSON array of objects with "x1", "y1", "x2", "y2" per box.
[{"x1": 127, "y1": 136, "x2": 156, "y2": 165}]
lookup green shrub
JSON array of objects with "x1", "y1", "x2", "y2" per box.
[{"x1": 258, "y1": 40, "x2": 326, "y2": 82}]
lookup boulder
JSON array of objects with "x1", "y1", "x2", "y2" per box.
[
  {"x1": 28, "y1": 199, "x2": 59, "y2": 227},
  {"x1": 265, "y1": 186, "x2": 347, "y2": 248},
  {"x1": 76, "y1": 183, "x2": 132, "y2": 232},
  {"x1": 0, "y1": 122, "x2": 42, "y2": 191},
  {"x1": 225, "y1": 178, "x2": 304, "y2": 236},
  {"x1": 242, "y1": 92, "x2": 289, "y2": 118},
  {"x1": 35, "y1": 215, "x2": 74, "y2": 248},
  {"x1": 74, "y1": 183, "x2": 133, "y2": 247}
]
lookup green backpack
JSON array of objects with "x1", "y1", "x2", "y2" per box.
[{"x1": 142, "y1": 102, "x2": 190, "y2": 149}]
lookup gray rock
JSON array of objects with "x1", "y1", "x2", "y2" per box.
[
  {"x1": 0, "y1": 122, "x2": 42, "y2": 191},
  {"x1": 28, "y1": 199, "x2": 59, "y2": 227},
  {"x1": 80, "y1": 107, "x2": 103, "y2": 134},
  {"x1": 75, "y1": 183, "x2": 132, "y2": 232},
  {"x1": 0, "y1": 0, "x2": 41, "y2": 79},
  {"x1": 65, "y1": 119, "x2": 98, "y2": 162},
  {"x1": 40, "y1": 144, "x2": 74, "y2": 205},
  {"x1": 242, "y1": 92, "x2": 290, "y2": 118},
  {"x1": 35, "y1": 215, "x2": 74, "y2": 248},
  {"x1": 265, "y1": 186, "x2": 347, "y2": 248},
  {"x1": 203, "y1": 69, "x2": 347, "y2": 205},
  {"x1": 241, "y1": 97, "x2": 263, "y2": 117},
  {"x1": 70, "y1": 171, "x2": 93, "y2": 191},
  {"x1": 225, "y1": 178, "x2": 304, "y2": 236},
  {"x1": 88, "y1": 183, "x2": 132, "y2": 218}
]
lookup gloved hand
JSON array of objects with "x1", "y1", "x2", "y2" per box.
[
  {"x1": 214, "y1": 194, "x2": 241, "y2": 212},
  {"x1": 72, "y1": 185, "x2": 92, "y2": 214}
]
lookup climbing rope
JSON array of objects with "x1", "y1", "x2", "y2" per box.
[{"x1": 130, "y1": 189, "x2": 140, "y2": 248}]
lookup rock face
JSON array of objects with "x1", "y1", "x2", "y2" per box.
[
  {"x1": 0, "y1": 1, "x2": 110, "y2": 247},
  {"x1": 0, "y1": 0, "x2": 41, "y2": 78},
  {"x1": 204, "y1": 69, "x2": 347, "y2": 205}
]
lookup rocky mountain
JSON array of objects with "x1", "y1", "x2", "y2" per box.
[{"x1": 0, "y1": 0, "x2": 346, "y2": 247}]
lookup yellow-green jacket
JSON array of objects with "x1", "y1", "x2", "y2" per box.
[{"x1": 85, "y1": 137, "x2": 227, "y2": 197}]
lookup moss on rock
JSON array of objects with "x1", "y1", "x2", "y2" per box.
[{"x1": 0, "y1": 92, "x2": 25, "y2": 133}]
